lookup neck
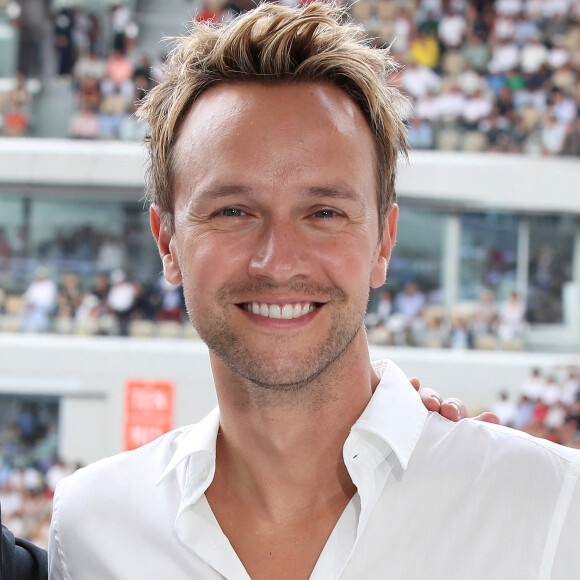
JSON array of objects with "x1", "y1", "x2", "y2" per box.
[{"x1": 208, "y1": 330, "x2": 379, "y2": 514}]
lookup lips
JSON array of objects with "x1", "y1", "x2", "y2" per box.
[{"x1": 242, "y1": 302, "x2": 317, "y2": 319}]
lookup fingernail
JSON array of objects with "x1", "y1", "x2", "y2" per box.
[
  {"x1": 429, "y1": 394, "x2": 443, "y2": 406},
  {"x1": 448, "y1": 401, "x2": 462, "y2": 417}
]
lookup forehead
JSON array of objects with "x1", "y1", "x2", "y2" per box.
[{"x1": 171, "y1": 81, "x2": 377, "y2": 190}]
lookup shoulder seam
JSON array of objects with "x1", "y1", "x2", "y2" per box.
[{"x1": 539, "y1": 455, "x2": 580, "y2": 578}]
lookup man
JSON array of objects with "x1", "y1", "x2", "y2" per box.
[
  {"x1": 49, "y1": 3, "x2": 580, "y2": 579},
  {"x1": 1, "y1": 508, "x2": 48, "y2": 580}
]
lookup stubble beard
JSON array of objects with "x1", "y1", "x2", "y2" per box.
[{"x1": 185, "y1": 280, "x2": 369, "y2": 393}]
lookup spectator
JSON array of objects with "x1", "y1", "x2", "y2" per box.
[
  {"x1": 438, "y1": 7, "x2": 466, "y2": 50},
  {"x1": 102, "y1": 48, "x2": 134, "y2": 102},
  {"x1": 461, "y1": 33, "x2": 490, "y2": 73},
  {"x1": 542, "y1": 376, "x2": 563, "y2": 407},
  {"x1": 491, "y1": 391, "x2": 517, "y2": 427},
  {"x1": 540, "y1": 112, "x2": 567, "y2": 155},
  {"x1": 54, "y1": 8, "x2": 74, "y2": 76},
  {"x1": 409, "y1": 30, "x2": 440, "y2": 69},
  {"x1": 521, "y1": 368, "x2": 546, "y2": 401},
  {"x1": 520, "y1": 35, "x2": 548, "y2": 74},
  {"x1": 154, "y1": 276, "x2": 184, "y2": 323},
  {"x1": 497, "y1": 291, "x2": 526, "y2": 341},
  {"x1": 488, "y1": 37, "x2": 520, "y2": 74},
  {"x1": 69, "y1": 102, "x2": 100, "y2": 139},
  {"x1": 400, "y1": 62, "x2": 441, "y2": 100},
  {"x1": 21, "y1": 268, "x2": 58, "y2": 333},
  {"x1": 106, "y1": 269, "x2": 135, "y2": 336}
]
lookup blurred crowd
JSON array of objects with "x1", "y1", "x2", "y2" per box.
[
  {"x1": 1, "y1": 0, "x2": 155, "y2": 139},
  {"x1": 0, "y1": 399, "x2": 76, "y2": 549},
  {"x1": 491, "y1": 367, "x2": 580, "y2": 448},
  {"x1": 366, "y1": 282, "x2": 527, "y2": 350},
  {"x1": 4, "y1": 0, "x2": 580, "y2": 151},
  {"x1": 0, "y1": 267, "x2": 187, "y2": 338},
  {"x1": 190, "y1": 0, "x2": 580, "y2": 156},
  {"x1": 356, "y1": 0, "x2": 580, "y2": 155}
]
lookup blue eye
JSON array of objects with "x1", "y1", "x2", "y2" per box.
[
  {"x1": 313, "y1": 209, "x2": 338, "y2": 218},
  {"x1": 220, "y1": 207, "x2": 245, "y2": 217}
]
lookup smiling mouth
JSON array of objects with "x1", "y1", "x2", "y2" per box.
[{"x1": 240, "y1": 302, "x2": 319, "y2": 319}]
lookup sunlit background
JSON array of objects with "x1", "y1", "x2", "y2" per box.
[{"x1": 1, "y1": 0, "x2": 580, "y2": 548}]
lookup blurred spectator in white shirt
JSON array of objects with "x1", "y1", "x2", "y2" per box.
[
  {"x1": 498, "y1": 291, "x2": 526, "y2": 341},
  {"x1": 394, "y1": 282, "x2": 426, "y2": 328},
  {"x1": 462, "y1": 89, "x2": 493, "y2": 127},
  {"x1": 547, "y1": 39, "x2": 570, "y2": 70},
  {"x1": 542, "y1": 0, "x2": 571, "y2": 18},
  {"x1": 493, "y1": 14, "x2": 516, "y2": 40},
  {"x1": 542, "y1": 376, "x2": 563, "y2": 407},
  {"x1": 456, "y1": 66, "x2": 484, "y2": 96},
  {"x1": 21, "y1": 267, "x2": 58, "y2": 332},
  {"x1": 520, "y1": 36, "x2": 548, "y2": 74},
  {"x1": 521, "y1": 368, "x2": 546, "y2": 401},
  {"x1": 491, "y1": 391, "x2": 517, "y2": 427},
  {"x1": 46, "y1": 459, "x2": 74, "y2": 494},
  {"x1": 540, "y1": 113, "x2": 567, "y2": 155},
  {"x1": 415, "y1": 91, "x2": 440, "y2": 122},
  {"x1": 400, "y1": 62, "x2": 441, "y2": 99},
  {"x1": 107, "y1": 269, "x2": 136, "y2": 336},
  {"x1": 438, "y1": 7, "x2": 466, "y2": 49},
  {"x1": 390, "y1": 8, "x2": 414, "y2": 55},
  {"x1": 513, "y1": 14, "x2": 540, "y2": 47},
  {"x1": 472, "y1": 288, "x2": 498, "y2": 336},
  {"x1": 495, "y1": 0, "x2": 524, "y2": 16},
  {"x1": 488, "y1": 37, "x2": 520, "y2": 74},
  {"x1": 562, "y1": 371, "x2": 580, "y2": 406},
  {"x1": 549, "y1": 89, "x2": 577, "y2": 124},
  {"x1": 434, "y1": 83, "x2": 466, "y2": 122}
]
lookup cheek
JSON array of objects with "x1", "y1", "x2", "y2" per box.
[
  {"x1": 318, "y1": 236, "x2": 377, "y2": 285},
  {"x1": 179, "y1": 233, "x2": 250, "y2": 288}
]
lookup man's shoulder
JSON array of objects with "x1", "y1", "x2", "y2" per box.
[
  {"x1": 56, "y1": 424, "x2": 196, "y2": 503},
  {"x1": 419, "y1": 412, "x2": 580, "y2": 481}
]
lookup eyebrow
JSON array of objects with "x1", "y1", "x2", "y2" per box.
[
  {"x1": 304, "y1": 186, "x2": 362, "y2": 203},
  {"x1": 194, "y1": 184, "x2": 363, "y2": 203},
  {"x1": 194, "y1": 185, "x2": 254, "y2": 202}
]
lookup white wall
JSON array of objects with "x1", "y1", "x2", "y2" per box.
[
  {"x1": 0, "y1": 334, "x2": 577, "y2": 466},
  {"x1": 2, "y1": 138, "x2": 580, "y2": 214}
]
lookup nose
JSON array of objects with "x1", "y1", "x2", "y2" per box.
[{"x1": 248, "y1": 220, "x2": 312, "y2": 284}]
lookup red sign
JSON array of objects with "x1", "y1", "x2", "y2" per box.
[{"x1": 124, "y1": 379, "x2": 174, "y2": 450}]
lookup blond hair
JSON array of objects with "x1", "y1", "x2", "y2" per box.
[{"x1": 138, "y1": 1, "x2": 408, "y2": 233}]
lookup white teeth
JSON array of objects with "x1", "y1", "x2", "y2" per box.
[{"x1": 245, "y1": 302, "x2": 317, "y2": 319}]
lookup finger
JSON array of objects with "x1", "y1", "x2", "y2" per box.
[
  {"x1": 417, "y1": 387, "x2": 443, "y2": 412},
  {"x1": 440, "y1": 398, "x2": 467, "y2": 421},
  {"x1": 410, "y1": 377, "x2": 421, "y2": 392},
  {"x1": 472, "y1": 412, "x2": 501, "y2": 425}
]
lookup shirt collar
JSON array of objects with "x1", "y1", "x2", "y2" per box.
[
  {"x1": 157, "y1": 359, "x2": 428, "y2": 487},
  {"x1": 156, "y1": 406, "x2": 220, "y2": 486},
  {"x1": 350, "y1": 359, "x2": 428, "y2": 470}
]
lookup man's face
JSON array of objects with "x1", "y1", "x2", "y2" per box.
[{"x1": 152, "y1": 81, "x2": 397, "y2": 389}]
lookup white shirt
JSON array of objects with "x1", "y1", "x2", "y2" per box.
[{"x1": 49, "y1": 360, "x2": 580, "y2": 579}]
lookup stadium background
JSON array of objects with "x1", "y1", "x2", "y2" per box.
[{"x1": 0, "y1": 0, "x2": 580, "y2": 548}]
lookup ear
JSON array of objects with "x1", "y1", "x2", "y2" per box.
[
  {"x1": 370, "y1": 203, "x2": 398, "y2": 289},
  {"x1": 150, "y1": 205, "x2": 182, "y2": 285}
]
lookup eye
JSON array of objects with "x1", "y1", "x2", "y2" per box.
[
  {"x1": 312, "y1": 208, "x2": 339, "y2": 219},
  {"x1": 219, "y1": 207, "x2": 246, "y2": 217}
]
